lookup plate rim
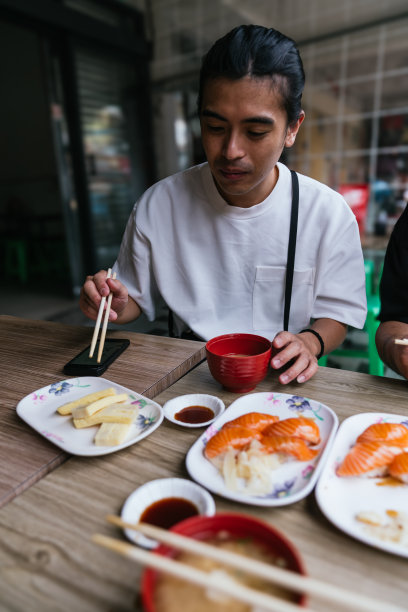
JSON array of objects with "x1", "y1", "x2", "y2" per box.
[
  {"x1": 315, "y1": 411, "x2": 408, "y2": 558},
  {"x1": 186, "y1": 390, "x2": 339, "y2": 507},
  {"x1": 16, "y1": 376, "x2": 163, "y2": 456}
]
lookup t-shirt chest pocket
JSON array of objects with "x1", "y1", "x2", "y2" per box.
[{"x1": 253, "y1": 265, "x2": 315, "y2": 332}]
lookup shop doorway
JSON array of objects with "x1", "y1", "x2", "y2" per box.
[{"x1": 1, "y1": 7, "x2": 153, "y2": 299}]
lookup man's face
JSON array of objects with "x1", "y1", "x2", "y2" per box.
[{"x1": 200, "y1": 75, "x2": 304, "y2": 207}]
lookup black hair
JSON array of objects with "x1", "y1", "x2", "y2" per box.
[{"x1": 198, "y1": 25, "x2": 305, "y2": 126}]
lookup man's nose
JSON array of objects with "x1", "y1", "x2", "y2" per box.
[{"x1": 222, "y1": 132, "x2": 245, "y2": 159}]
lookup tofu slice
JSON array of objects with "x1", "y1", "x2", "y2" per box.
[
  {"x1": 71, "y1": 393, "x2": 128, "y2": 419},
  {"x1": 73, "y1": 404, "x2": 139, "y2": 429},
  {"x1": 94, "y1": 422, "x2": 133, "y2": 446},
  {"x1": 57, "y1": 387, "x2": 116, "y2": 415}
]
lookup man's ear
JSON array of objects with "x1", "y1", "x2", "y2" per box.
[{"x1": 285, "y1": 110, "x2": 305, "y2": 148}]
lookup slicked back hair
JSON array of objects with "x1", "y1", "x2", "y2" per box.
[{"x1": 198, "y1": 25, "x2": 305, "y2": 126}]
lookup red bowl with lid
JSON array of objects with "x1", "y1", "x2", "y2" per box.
[
  {"x1": 141, "y1": 512, "x2": 307, "y2": 611},
  {"x1": 206, "y1": 333, "x2": 272, "y2": 393}
]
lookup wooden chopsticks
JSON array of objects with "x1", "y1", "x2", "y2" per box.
[
  {"x1": 91, "y1": 515, "x2": 406, "y2": 612},
  {"x1": 89, "y1": 268, "x2": 116, "y2": 362},
  {"x1": 92, "y1": 532, "x2": 303, "y2": 612}
]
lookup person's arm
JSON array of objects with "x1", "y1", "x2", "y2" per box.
[
  {"x1": 376, "y1": 320, "x2": 408, "y2": 379},
  {"x1": 79, "y1": 269, "x2": 142, "y2": 324},
  {"x1": 271, "y1": 318, "x2": 347, "y2": 384}
]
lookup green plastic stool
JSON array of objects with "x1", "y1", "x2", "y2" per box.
[
  {"x1": 364, "y1": 259, "x2": 374, "y2": 296},
  {"x1": 4, "y1": 238, "x2": 28, "y2": 283},
  {"x1": 318, "y1": 259, "x2": 384, "y2": 376}
]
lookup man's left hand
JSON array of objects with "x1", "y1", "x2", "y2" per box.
[{"x1": 271, "y1": 331, "x2": 320, "y2": 384}]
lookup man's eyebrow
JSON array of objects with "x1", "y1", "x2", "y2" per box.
[
  {"x1": 201, "y1": 109, "x2": 274, "y2": 125},
  {"x1": 201, "y1": 109, "x2": 226, "y2": 121},
  {"x1": 245, "y1": 116, "x2": 274, "y2": 125}
]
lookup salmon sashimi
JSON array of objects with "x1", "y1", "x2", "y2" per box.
[
  {"x1": 259, "y1": 435, "x2": 319, "y2": 461},
  {"x1": 336, "y1": 441, "x2": 403, "y2": 477},
  {"x1": 204, "y1": 426, "x2": 258, "y2": 460},
  {"x1": 223, "y1": 412, "x2": 279, "y2": 432},
  {"x1": 356, "y1": 422, "x2": 408, "y2": 446},
  {"x1": 262, "y1": 417, "x2": 320, "y2": 445},
  {"x1": 388, "y1": 452, "x2": 408, "y2": 484}
]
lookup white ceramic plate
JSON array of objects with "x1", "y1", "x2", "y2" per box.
[
  {"x1": 121, "y1": 477, "x2": 216, "y2": 548},
  {"x1": 162, "y1": 394, "x2": 225, "y2": 428},
  {"x1": 16, "y1": 376, "x2": 163, "y2": 456},
  {"x1": 315, "y1": 412, "x2": 408, "y2": 558},
  {"x1": 186, "y1": 391, "x2": 338, "y2": 507}
]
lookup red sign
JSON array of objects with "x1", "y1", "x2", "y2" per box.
[{"x1": 338, "y1": 184, "x2": 370, "y2": 235}]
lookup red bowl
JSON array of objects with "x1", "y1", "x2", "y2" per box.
[
  {"x1": 141, "y1": 512, "x2": 307, "y2": 611},
  {"x1": 206, "y1": 333, "x2": 272, "y2": 393}
]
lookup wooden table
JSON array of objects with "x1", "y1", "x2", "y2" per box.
[
  {"x1": 0, "y1": 360, "x2": 407, "y2": 611},
  {"x1": 0, "y1": 315, "x2": 205, "y2": 507}
]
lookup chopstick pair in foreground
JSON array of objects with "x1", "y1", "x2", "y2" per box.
[
  {"x1": 89, "y1": 268, "x2": 116, "y2": 363},
  {"x1": 91, "y1": 515, "x2": 406, "y2": 612}
]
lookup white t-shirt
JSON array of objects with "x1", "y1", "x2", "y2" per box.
[{"x1": 114, "y1": 162, "x2": 367, "y2": 340}]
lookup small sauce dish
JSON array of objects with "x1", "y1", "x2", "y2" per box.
[
  {"x1": 162, "y1": 393, "x2": 225, "y2": 428},
  {"x1": 121, "y1": 477, "x2": 216, "y2": 548}
]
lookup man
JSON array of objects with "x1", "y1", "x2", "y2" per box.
[
  {"x1": 80, "y1": 25, "x2": 366, "y2": 384},
  {"x1": 376, "y1": 203, "x2": 408, "y2": 378}
]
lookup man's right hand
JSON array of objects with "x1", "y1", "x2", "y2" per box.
[{"x1": 79, "y1": 269, "x2": 130, "y2": 323}]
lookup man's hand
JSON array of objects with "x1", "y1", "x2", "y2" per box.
[
  {"x1": 376, "y1": 321, "x2": 408, "y2": 379},
  {"x1": 271, "y1": 331, "x2": 320, "y2": 384},
  {"x1": 79, "y1": 269, "x2": 131, "y2": 323}
]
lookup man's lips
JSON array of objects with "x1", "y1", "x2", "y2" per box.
[{"x1": 218, "y1": 168, "x2": 249, "y2": 179}]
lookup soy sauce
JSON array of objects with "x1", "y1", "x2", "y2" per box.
[
  {"x1": 175, "y1": 405, "x2": 214, "y2": 424},
  {"x1": 140, "y1": 497, "x2": 199, "y2": 529}
]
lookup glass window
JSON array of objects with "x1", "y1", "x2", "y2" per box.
[
  {"x1": 383, "y1": 22, "x2": 408, "y2": 71},
  {"x1": 343, "y1": 78, "x2": 375, "y2": 114},
  {"x1": 76, "y1": 46, "x2": 146, "y2": 268},
  {"x1": 380, "y1": 73, "x2": 408, "y2": 110},
  {"x1": 339, "y1": 155, "x2": 370, "y2": 184},
  {"x1": 342, "y1": 117, "x2": 371, "y2": 151},
  {"x1": 346, "y1": 31, "x2": 380, "y2": 79},
  {"x1": 304, "y1": 41, "x2": 342, "y2": 85},
  {"x1": 378, "y1": 114, "x2": 408, "y2": 147}
]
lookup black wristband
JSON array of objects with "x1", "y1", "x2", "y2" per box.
[{"x1": 299, "y1": 329, "x2": 325, "y2": 360}]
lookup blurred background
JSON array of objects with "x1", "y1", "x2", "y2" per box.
[{"x1": 1, "y1": 0, "x2": 408, "y2": 373}]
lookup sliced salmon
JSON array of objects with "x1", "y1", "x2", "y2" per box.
[
  {"x1": 259, "y1": 434, "x2": 319, "y2": 461},
  {"x1": 204, "y1": 426, "x2": 257, "y2": 459},
  {"x1": 388, "y1": 451, "x2": 408, "y2": 484},
  {"x1": 224, "y1": 412, "x2": 279, "y2": 432},
  {"x1": 357, "y1": 422, "x2": 408, "y2": 446},
  {"x1": 263, "y1": 417, "x2": 320, "y2": 445},
  {"x1": 336, "y1": 441, "x2": 403, "y2": 477}
]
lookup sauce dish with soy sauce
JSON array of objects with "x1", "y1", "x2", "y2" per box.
[
  {"x1": 162, "y1": 394, "x2": 225, "y2": 428},
  {"x1": 121, "y1": 478, "x2": 216, "y2": 548}
]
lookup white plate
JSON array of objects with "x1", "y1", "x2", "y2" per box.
[
  {"x1": 16, "y1": 376, "x2": 163, "y2": 456},
  {"x1": 315, "y1": 412, "x2": 408, "y2": 558},
  {"x1": 186, "y1": 391, "x2": 338, "y2": 507}
]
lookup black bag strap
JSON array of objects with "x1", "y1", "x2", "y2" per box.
[
  {"x1": 283, "y1": 170, "x2": 300, "y2": 331},
  {"x1": 168, "y1": 308, "x2": 175, "y2": 337}
]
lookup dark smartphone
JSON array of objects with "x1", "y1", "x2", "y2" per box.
[{"x1": 63, "y1": 338, "x2": 130, "y2": 376}]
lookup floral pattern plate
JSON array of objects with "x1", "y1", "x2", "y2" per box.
[
  {"x1": 315, "y1": 412, "x2": 408, "y2": 558},
  {"x1": 16, "y1": 376, "x2": 163, "y2": 456},
  {"x1": 186, "y1": 392, "x2": 338, "y2": 507}
]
